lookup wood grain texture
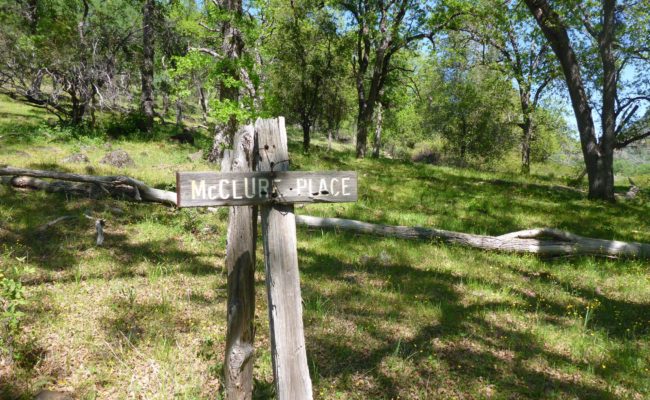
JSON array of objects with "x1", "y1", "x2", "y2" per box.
[
  {"x1": 176, "y1": 171, "x2": 357, "y2": 207},
  {"x1": 222, "y1": 126, "x2": 258, "y2": 400},
  {"x1": 0, "y1": 167, "x2": 176, "y2": 204},
  {"x1": 256, "y1": 117, "x2": 313, "y2": 400},
  {"x1": 293, "y1": 216, "x2": 650, "y2": 259}
]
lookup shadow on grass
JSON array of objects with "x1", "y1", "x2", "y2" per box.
[
  {"x1": 1, "y1": 134, "x2": 648, "y2": 399},
  {"x1": 100, "y1": 293, "x2": 195, "y2": 347},
  {"x1": 506, "y1": 264, "x2": 650, "y2": 338},
  {"x1": 0, "y1": 337, "x2": 47, "y2": 400},
  {"x1": 0, "y1": 188, "x2": 218, "y2": 282},
  {"x1": 298, "y1": 242, "x2": 645, "y2": 399},
  {"x1": 0, "y1": 382, "x2": 30, "y2": 400},
  {"x1": 253, "y1": 379, "x2": 275, "y2": 399},
  {"x1": 294, "y1": 144, "x2": 649, "y2": 243}
]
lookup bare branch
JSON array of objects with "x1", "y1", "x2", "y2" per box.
[
  {"x1": 188, "y1": 46, "x2": 222, "y2": 58},
  {"x1": 616, "y1": 95, "x2": 650, "y2": 116},
  {"x1": 532, "y1": 75, "x2": 552, "y2": 106},
  {"x1": 615, "y1": 130, "x2": 650, "y2": 149},
  {"x1": 615, "y1": 104, "x2": 639, "y2": 136},
  {"x1": 199, "y1": 21, "x2": 219, "y2": 33},
  {"x1": 574, "y1": 3, "x2": 599, "y2": 40}
]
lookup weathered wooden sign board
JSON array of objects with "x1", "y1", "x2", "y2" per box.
[
  {"x1": 175, "y1": 118, "x2": 357, "y2": 400},
  {"x1": 176, "y1": 171, "x2": 357, "y2": 207}
]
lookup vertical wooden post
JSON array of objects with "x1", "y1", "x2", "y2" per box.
[
  {"x1": 222, "y1": 125, "x2": 258, "y2": 400},
  {"x1": 256, "y1": 118, "x2": 313, "y2": 399}
]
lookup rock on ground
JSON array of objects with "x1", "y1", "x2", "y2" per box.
[
  {"x1": 100, "y1": 150, "x2": 135, "y2": 168},
  {"x1": 62, "y1": 153, "x2": 90, "y2": 163},
  {"x1": 34, "y1": 390, "x2": 74, "y2": 400}
]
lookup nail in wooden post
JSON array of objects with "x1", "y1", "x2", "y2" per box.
[
  {"x1": 256, "y1": 117, "x2": 313, "y2": 399},
  {"x1": 222, "y1": 126, "x2": 257, "y2": 400}
]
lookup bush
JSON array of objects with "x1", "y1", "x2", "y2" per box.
[
  {"x1": 411, "y1": 141, "x2": 443, "y2": 164},
  {"x1": 1, "y1": 263, "x2": 32, "y2": 360},
  {"x1": 411, "y1": 148, "x2": 440, "y2": 164},
  {"x1": 105, "y1": 111, "x2": 152, "y2": 138}
]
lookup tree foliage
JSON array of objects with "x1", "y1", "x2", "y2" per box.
[
  {"x1": 262, "y1": 0, "x2": 350, "y2": 151},
  {"x1": 0, "y1": 0, "x2": 142, "y2": 124},
  {"x1": 459, "y1": 0, "x2": 560, "y2": 173},
  {"x1": 1, "y1": 0, "x2": 648, "y2": 187}
]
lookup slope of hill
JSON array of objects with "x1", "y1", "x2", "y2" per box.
[{"x1": 1, "y1": 96, "x2": 649, "y2": 399}]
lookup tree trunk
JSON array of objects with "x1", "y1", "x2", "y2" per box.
[
  {"x1": 372, "y1": 101, "x2": 383, "y2": 158},
  {"x1": 69, "y1": 91, "x2": 87, "y2": 125},
  {"x1": 199, "y1": 86, "x2": 208, "y2": 123},
  {"x1": 208, "y1": 0, "x2": 244, "y2": 163},
  {"x1": 211, "y1": 116, "x2": 237, "y2": 163},
  {"x1": 141, "y1": 0, "x2": 155, "y2": 132},
  {"x1": 586, "y1": 152, "x2": 614, "y2": 200},
  {"x1": 355, "y1": 61, "x2": 387, "y2": 159},
  {"x1": 518, "y1": 88, "x2": 533, "y2": 174},
  {"x1": 524, "y1": 0, "x2": 615, "y2": 201},
  {"x1": 162, "y1": 91, "x2": 169, "y2": 116},
  {"x1": 301, "y1": 122, "x2": 311, "y2": 153},
  {"x1": 175, "y1": 100, "x2": 183, "y2": 126},
  {"x1": 301, "y1": 116, "x2": 311, "y2": 152},
  {"x1": 595, "y1": 0, "x2": 617, "y2": 202},
  {"x1": 28, "y1": 70, "x2": 43, "y2": 98},
  {"x1": 459, "y1": 118, "x2": 467, "y2": 162},
  {"x1": 70, "y1": 0, "x2": 90, "y2": 126},
  {"x1": 327, "y1": 129, "x2": 332, "y2": 151},
  {"x1": 351, "y1": 9, "x2": 395, "y2": 160},
  {"x1": 356, "y1": 102, "x2": 373, "y2": 158},
  {"x1": 89, "y1": 92, "x2": 97, "y2": 129},
  {"x1": 520, "y1": 115, "x2": 533, "y2": 174}
]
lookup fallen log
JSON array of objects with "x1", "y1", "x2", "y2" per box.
[
  {"x1": 32, "y1": 213, "x2": 105, "y2": 245},
  {"x1": 2, "y1": 175, "x2": 128, "y2": 198},
  {"x1": 35, "y1": 215, "x2": 76, "y2": 232},
  {"x1": 2, "y1": 166, "x2": 649, "y2": 259},
  {"x1": 293, "y1": 216, "x2": 650, "y2": 259},
  {"x1": 0, "y1": 166, "x2": 176, "y2": 205}
]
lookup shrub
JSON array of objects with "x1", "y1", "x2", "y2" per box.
[
  {"x1": 1, "y1": 263, "x2": 32, "y2": 360},
  {"x1": 105, "y1": 111, "x2": 152, "y2": 138},
  {"x1": 411, "y1": 146, "x2": 441, "y2": 164}
]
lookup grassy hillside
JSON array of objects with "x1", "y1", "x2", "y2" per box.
[{"x1": 1, "y1": 96, "x2": 649, "y2": 399}]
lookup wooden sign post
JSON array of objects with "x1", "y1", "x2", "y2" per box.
[{"x1": 176, "y1": 118, "x2": 357, "y2": 400}]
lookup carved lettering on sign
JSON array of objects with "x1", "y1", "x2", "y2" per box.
[{"x1": 176, "y1": 171, "x2": 358, "y2": 207}]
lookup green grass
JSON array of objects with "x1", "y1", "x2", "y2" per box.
[{"x1": 1, "y1": 95, "x2": 650, "y2": 399}]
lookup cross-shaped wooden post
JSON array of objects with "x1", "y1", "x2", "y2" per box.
[{"x1": 176, "y1": 118, "x2": 357, "y2": 399}]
